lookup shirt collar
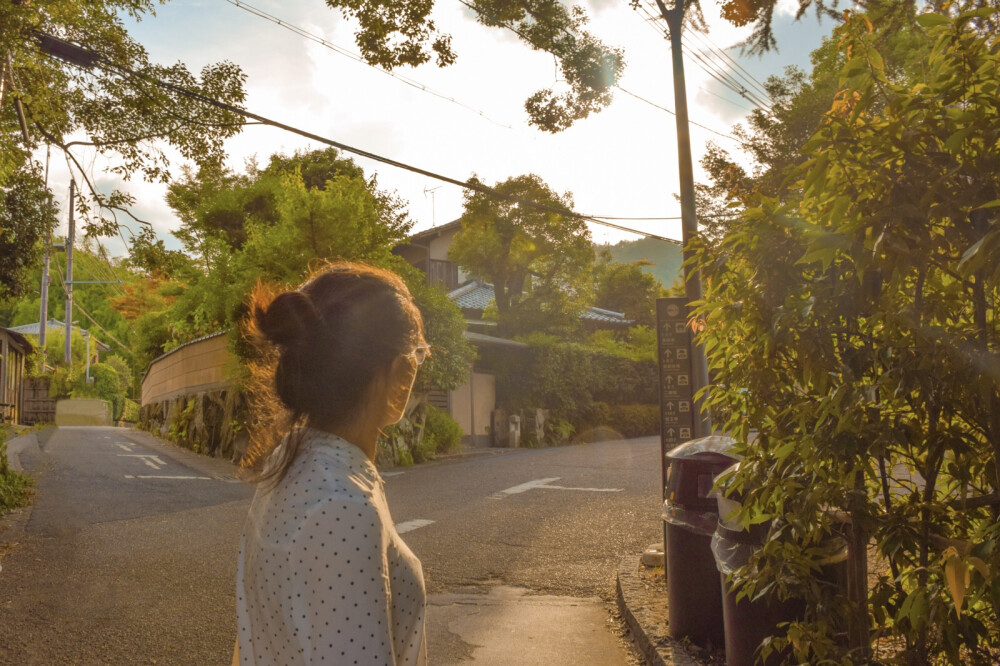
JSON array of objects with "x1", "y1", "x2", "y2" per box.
[{"x1": 300, "y1": 427, "x2": 382, "y2": 484}]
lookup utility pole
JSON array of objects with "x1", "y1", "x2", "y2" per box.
[
  {"x1": 39, "y1": 241, "x2": 50, "y2": 348},
  {"x1": 65, "y1": 180, "x2": 75, "y2": 366},
  {"x1": 39, "y1": 145, "x2": 52, "y2": 356},
  {"x1": 657, "y1": 0, "x2": 711, "y2": 438}
]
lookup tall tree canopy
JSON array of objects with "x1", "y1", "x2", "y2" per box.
[
  {"x1": 1, "y1": 0, "x2": 247, "y2": 237},
  {"x1": 0, "y1": 163, "x2": 57, "y2": 298},
  {"x1": 449, "y1": 173, "x2": 595, "y2": 335},
  {"x1": 324, "y1": 0, "x2": 624, "y2": 132}
]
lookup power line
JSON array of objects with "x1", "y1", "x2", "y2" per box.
[
  {"x1": 52, "y1": 259, "x2": 131, "y2": 350},
  {"x1": 225, "y1": 0, "x2": 513, "y2": 129},
  {"x1": 628, "y1": 1, "x2": 768, "y2": 118},
  {"x1": 38, "y1": 36, "x2": 683, "y2": 245},
  {"x1": 614, "y1": 86, "x2": 738, "y2": 140},
  {"x1": 685, "y1": 28, "x2": 773, "y2": 101}
]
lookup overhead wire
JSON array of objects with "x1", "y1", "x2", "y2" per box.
[
  {"x1": 37, "y1": 39, "x2": 684, "y2": 244},
  {"x1": 52, "y1": 258, "x2": 131, "y2": 350},
  {"x1": 629, "y1": 0, "x2": 766, "y2": 116},
  {"x1": 225, "y1": 0, "x2": 513, "y2": 129},
  {"x1": 685, "y1": 28, "x2": 773, "y2": 101}
]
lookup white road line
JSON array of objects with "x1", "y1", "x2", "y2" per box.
[
  {"x1": 117, "y1": 454, "x2": 166, "y2": 469},
  {"x1": 124, "y1": 475, "x2": 212, "y2": 480},
  {"x1": 116, "y1": 443, "x2": 134, "y2": 452},
  {"x1": 395, "y1": 519, "x2": 434, "y2": 534},
  {"x1": 490, "y1": 477, "x2": 623, "y2": 499},
  {"x1": 381, "y1": 471, "x2": 405, "y2": 478},
  {"x1": 497, "y1": 478, "x2": 562, "y2": 496},
  {"x1": 537, "y1": 484, "x2": 623, "y2": 492}
]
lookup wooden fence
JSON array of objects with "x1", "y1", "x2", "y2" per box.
[{"x1": 22, "y1": 376, "x2": 57, "y2": 425}]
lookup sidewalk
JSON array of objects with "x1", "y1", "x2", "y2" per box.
[{"x1": 616, "y1": 551, "x2": 723, "y2": 666}]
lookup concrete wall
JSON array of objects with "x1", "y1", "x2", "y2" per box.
[
  {"x1": 450, "y1": 370, "x2": 495, "y2": 446},
  {"x1": 55, "y1": 398, "x2": 111, "y2": 426},
  {"x1": 140, "y1": 333, "x2": 246, "y2": 461},
  {"x1": 141, "y1": 333, "x2": 234, "y2": 406}
]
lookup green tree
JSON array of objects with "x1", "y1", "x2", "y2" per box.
[
  {"x1": 1, "y1": 0, "x2": 246, "y2": 237},
  {"x1": 593, "y1": 251, "x2": 663, "y2": 327},
  {"x1": 322, "y1": 0, "x2": 623, "y2": 132},
  {"x1": 449, "y1": 174, "x2": 595, "y2": 335},
  {"x1": 693, "y1": 6, "x2": 1000, "y2": 662},
  {"x1": 0, "y1": 163, "x2": 57, "y2": 299}
]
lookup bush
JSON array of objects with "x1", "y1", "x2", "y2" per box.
[
  {"x1": 121, "y1": 399, "x2": 140, "y2": 424},
  {"x1": 0, "y1": 431, "x2": 34, "y2": 515},
  {"x1": 575, "y1": 402, "x2": 659, "y2": 438},
  {"x1": 480, "y1": 337, "x2": 658, "y2": 421},
  {"x1": 422, "y1": 405, "x2": 463, "y2": 455}
]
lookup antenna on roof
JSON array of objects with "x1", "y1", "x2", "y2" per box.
[{"x1": 423, "y1": 185, "x2": 442, "y2": 227}]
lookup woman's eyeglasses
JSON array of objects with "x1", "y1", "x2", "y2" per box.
[{"x1": 408, "y1": 344, "x2": 431, "y2": 366}]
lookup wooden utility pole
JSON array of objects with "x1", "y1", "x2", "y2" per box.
[
  {"x1": 656, "y1": 0, "x2": 711, "y2": 438},
  {"x1": 64, "y1": 181, "x2": 75, "y2": 365},
  {"x1": 39, "y1": 146, "x2": 52, "y2": 356}
]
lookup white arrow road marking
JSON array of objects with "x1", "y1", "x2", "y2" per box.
[
  {"x1": 535, "y1": 484, "x2": 623, "y2": 492},
  {"x1": 495, "y1": 478, "x2": 562, "y2": 497},
  {"x1": 118, "y1": 454, "x2": 166, "y2": 469},
  {"x1": 395, "y1": 519, "x2": 434, "y2": 534},
  {"x1": 116, "y1": 442, "x2": 134, "y2": 452},
  {"x1": 124, "y1": 475, "x2": 212, "y2": 480},
  {"x1": 491, "y1": 477, "x2": 623, "y2": 499}
]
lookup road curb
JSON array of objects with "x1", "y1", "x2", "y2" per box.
[
  {"x1": 616, "y1": 554, "x2": 705, "y2": 666},
  {"x1": 3, "y1": 433, "x2": 40, "y2": 474}
]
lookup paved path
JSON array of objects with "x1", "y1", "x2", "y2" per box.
[{"x1": 0, "y1": 427, "x2": 663, "y2": 664}]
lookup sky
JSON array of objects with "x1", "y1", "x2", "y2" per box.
[{"x1": 43, "y1": 0, "x2": 839, "y2": 256}]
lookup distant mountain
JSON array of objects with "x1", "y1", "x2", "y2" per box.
[{"x1": 602, "y1": 238, "x2": 684, "y2": 289}]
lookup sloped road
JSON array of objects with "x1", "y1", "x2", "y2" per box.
[{"x1": 0, "y1": 427, "x2": 663, "y2": 665}]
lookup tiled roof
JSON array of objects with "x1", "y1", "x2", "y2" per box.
[
  {"x1": 448, "y1": 281, "x2": 632, "y2": 324},
  {"x1": 7, "y1": 318, "x2": 111, "y2": 351}
]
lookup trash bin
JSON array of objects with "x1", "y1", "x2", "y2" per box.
[
  {"x1": 711, "y1": 463, "x2": 849, "y2": 666},
  {"x1": 662, "y1": 435, "x2": 739, "y2": 649}
]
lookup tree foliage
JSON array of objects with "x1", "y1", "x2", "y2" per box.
[
  {"x1": 322, "y1": 0, "x2": 623, "y2": 132},
  {"x1": 449, "y1": 173, "x2": 594, "y2": 335},
  {"x1": 0, "y1": 163, "x2": 57, "y2": 299},
  {"x1": 1, "y1": 0, "x2": 246, "y2": 237},
  {"x1": 694, "y1": 5, "x2": 1000, "y2": 662},
  {"x1": 593, "y1": 251, "x2": 663, "y2": 327}
]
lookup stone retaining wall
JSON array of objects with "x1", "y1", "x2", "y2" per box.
[{"x1": 139, "y1": 387, "x2": 248, "y2": 462}]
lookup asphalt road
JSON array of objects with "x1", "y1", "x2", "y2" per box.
[{"x1": 0, "y1": 427, "x2": 664, "y2": 665}]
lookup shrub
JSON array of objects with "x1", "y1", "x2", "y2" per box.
[
  {"x1": 422, "y1": 405, "x2": 463, "y2": 454},
  {"x1": 575, "y1": 402, "x2": 659, "y2": 438},
  {"x1": 121, "y1": 399, "x2": 140, "y2": 424},
  {"x1": 0, "y1": 431, "x2": 34, "y2": 515}
]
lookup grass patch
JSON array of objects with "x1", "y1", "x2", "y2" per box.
[{"x1": 0, "y1": 427, "x2": 35, "y2": 515}]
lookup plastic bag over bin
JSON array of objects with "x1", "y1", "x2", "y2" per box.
[
  {"x1": 662, "y1": 435, "x2": 739, "y2": 535},
  {"x1": 710, "y1": 462, "x2": 849, "y2": 576}
]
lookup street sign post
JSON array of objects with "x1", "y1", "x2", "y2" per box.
[{"x1": 657, "y1": 297, "x2": 696, "y2": 498}]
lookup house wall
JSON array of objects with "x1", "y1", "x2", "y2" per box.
[
  {"x1": 141, "y1": 333, "x2": 234, "y2": 406},
  {"x1": 427, "y1": 230, "x2": 457, "y2": 261},
  {"x1": 449, "y1": 369, "x2": 495, "y2": 446},
  {"x1": 0, "y1": 332, "x2": 27, "y2": 425}
]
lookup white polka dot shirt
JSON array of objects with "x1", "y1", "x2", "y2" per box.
[{"x1": 236, "y1": 428, "x2": 427, "y2": 665}]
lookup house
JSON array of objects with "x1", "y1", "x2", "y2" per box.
[
  {"x1": 7, "y1": 318, "x2": 111, "y2": 357},
  {"x1": 393, "y1": 220, "x2": 631, "y2": 445},
  {"x1": 0, "y1": 328, "x2": 33, "y2": 425}
]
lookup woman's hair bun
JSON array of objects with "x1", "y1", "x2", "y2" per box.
[{"x1": 256, "y1": 290, "x2": 320, "y2": 348}]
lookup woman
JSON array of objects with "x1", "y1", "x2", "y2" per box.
[{"x1": 235, "y1": 262, "x2": 430, "y2": 665}]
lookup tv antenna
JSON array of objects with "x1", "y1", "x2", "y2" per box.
[{"x1": 423, "y1": 185, "x2": 442, "y2": 227}]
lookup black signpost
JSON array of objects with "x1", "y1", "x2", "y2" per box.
[{"x1": 657, "y1": 297, "x2": 696, "y2": 498}]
